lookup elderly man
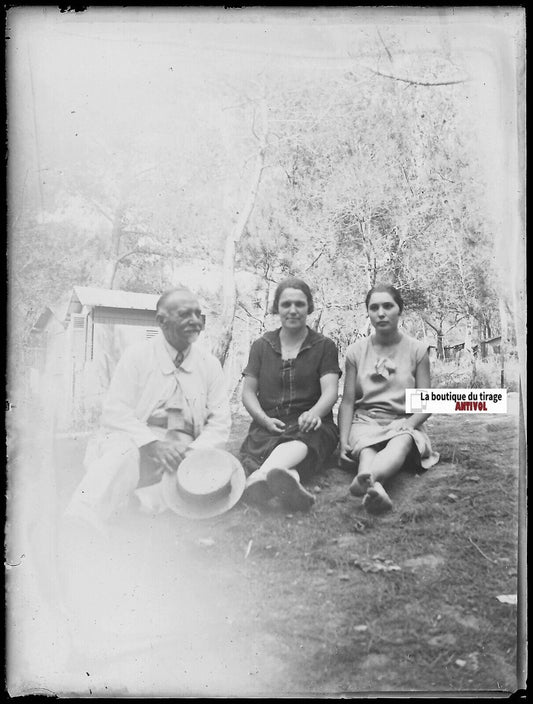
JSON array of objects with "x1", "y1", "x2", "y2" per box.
[{"x1": 65, "y1": 287, "x2": 231, "y2": 528}]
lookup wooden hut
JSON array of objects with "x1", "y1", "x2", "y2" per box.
[{"x1": 30, "y1": 287, "x2": 160, "y2": 429}]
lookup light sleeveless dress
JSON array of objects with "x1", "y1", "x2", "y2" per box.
[{"x1": 346, "y1": 334, "x2": 439, "y2": 470}]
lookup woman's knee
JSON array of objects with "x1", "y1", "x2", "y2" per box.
[
  {"x1": 263, "y1": 440, "x2": 309, "y2": 469},
  {"x1": 271, "y1": 439, "x2": 308, "y2": 455},
  {"x1": 386, "y1": 434, "x2": 414, "y2": 455}
]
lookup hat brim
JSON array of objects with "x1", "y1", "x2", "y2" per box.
[{"x1": 161, "y1": 451, "x2": 246, "y2": 519}]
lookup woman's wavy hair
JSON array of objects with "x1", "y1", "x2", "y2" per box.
[
  {"x1": 365, "y1": 283, "x2": 404, "y2": 313},
  {"x1": 271, "y1": 277, "x2": 314, "y2": 314}
]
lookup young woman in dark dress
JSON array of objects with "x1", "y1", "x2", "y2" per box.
[{"x1": 240, "y1": 278, "x2": 341, "y2": 511}]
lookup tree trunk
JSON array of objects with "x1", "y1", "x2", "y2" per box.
[
  {"x1": 436, "y1": 332, "x2": 444, "y2": 360},
  {"x1": 357, "y1": 218, "x2": 374, "y2": 290},
  {"x1": 498, "y1": 297, "x2": 509, "y2": 388},
  {"x1": 420, "y1": 316, "x2": 427, "y2": 342},
  {"x1": 103, "y1": 207, "x2": 126, "y2": 289},
  {"x1": 464, "y1": 314, "x2": 478, "y2": 385},
  {"x1": 262, "y1": 275, "x2": 271, "y2": 329},
  {"x1": 463, "y1": 315, "x2": 473, "y2": 355},
  {"x1": 213, "y1": 99, "x2": 268, "y2": 366},
  {"x1": 312, "y1": 309, "x2": 323, "y2": 332},
  {"x1": 421, "y1": 315, "x2": 444, "y2": 359}
]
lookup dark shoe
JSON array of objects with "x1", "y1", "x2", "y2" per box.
[
  {"x1": 243, "y1": 475, "x2": 272, "y2": 506},
  {"x1": 266, "y1": 468, "x2": 315, "y2": 512}
]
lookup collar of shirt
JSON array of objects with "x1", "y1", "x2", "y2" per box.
[
  {"x1": 262, "y1": 327, "x2": 323, "y2": 355},
  {"x1": 161, "y1": 336, "x2": 193, "y2": 373}
]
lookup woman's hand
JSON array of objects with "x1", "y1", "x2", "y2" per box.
[
  {"x1": 262, "y1": 416, "x2": 286, "y2": 434},
  {"x1": 298, "y1": 411, "x2": 322, "y2": 433},
  {"x1": 339, "y1": 441, "x2": 356, "y2": 465},
  {"x1": 388, "y1": 418, "x2": 413, "y2": 432}
]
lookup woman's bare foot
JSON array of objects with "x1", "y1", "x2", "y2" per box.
[
  {"x1": 349, "y1": 472, "x2": 373, "y2": 497},
  {"x1": 363, "y1": 481, "x2": 393, "y2": 514}
]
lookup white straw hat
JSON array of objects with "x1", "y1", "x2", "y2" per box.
[{"x1": 161, "y1": 449, "x2": 246, "y2": 519}]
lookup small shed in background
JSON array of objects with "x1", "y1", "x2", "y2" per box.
[
  {"x1": 30, "y1": 287, "x2": 160, "y2": 430},
  {"x1": 479, "y1": 335, "x2": 502, "y2": 358}
]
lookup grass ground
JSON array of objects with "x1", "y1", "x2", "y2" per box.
[{"x1": 7, "y1": 399, "x2": 522, "y2": 697}]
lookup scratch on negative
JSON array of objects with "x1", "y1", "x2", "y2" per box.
[{"x1": 5, "y1": 553, "x2": 26, "y2": 568}]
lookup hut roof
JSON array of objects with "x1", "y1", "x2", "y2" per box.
[{"x1": 72, "y1": 286, "x2": 159, "y2": 311}]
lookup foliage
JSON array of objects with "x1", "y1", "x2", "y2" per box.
[
  {"x1": 234, "y1": 58, "x2": 503, "y2": 359},
  {"x1": 9, "y1": 216, "x2": 100, "y2": 354},
  {"x1": 431, "y1": 356, "x2": 518, "y2": 391},
  {"x1": 11, "y1": 27, "x2": 514, "y2": 382}
]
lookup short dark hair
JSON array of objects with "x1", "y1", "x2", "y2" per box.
[
  {"x1": 156, "y1": 287, "x2": 195, "y2": 315},
  {"x1": 271, "y1": 277, "x2": 314, "y2": 314},
  {"x1": 365, "y1": 284, "x2": 404, "y2": 313}
]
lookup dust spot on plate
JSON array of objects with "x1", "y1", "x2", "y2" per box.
[
  {"x1": 359, "y1": 653, "x2": 390, "y2": 670},
  {"x1": 439, "y1": 605, "x2": 485, "y2": 631},
  {"x1": 403, "y1": 554, "x2": 445, "y2": 572},
  {"x1": 454, "y1": 614, "x2": 482, "y2": 630},
  {"x1": 335, "y1": 534, "x2": 361, "y2": 550},
  {"x1": 428, "y1": 633, "x2": 457, "y2": 647}
]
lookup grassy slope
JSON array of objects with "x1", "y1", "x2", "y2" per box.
[
  {"x1": 8, "y1": 406, "x2": 521, "y2": 696},
  {"x1": 213, "y1": 411, "x2": 520, "y2": 694}
]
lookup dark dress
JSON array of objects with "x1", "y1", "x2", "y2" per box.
[{"x1": 240, "y1": 327, "x2": 341, "y2": 478}]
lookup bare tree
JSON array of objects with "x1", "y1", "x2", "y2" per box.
[{"x1": 213, "y1": 97, "x2": 268, "y2": 366}]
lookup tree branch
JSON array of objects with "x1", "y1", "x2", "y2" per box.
[
  {"x1": 121, "y1": 229, "x2": 152, "y2": 238},
  {"x1": 305, "y1": 245, "x2": 327, "y2": 271},
  {"x1": 81, "y1": 193, "x2": 114, "y2": 224},
  {"x1": 399, "y1": 162, "x2": 415, "y2": 196},
  {"x1": 376, "y1": 29, "x2": 394, "y2": 64},
  {"x1": 251, "y1": 104, "x2": 260, "y2": 142},
  {"x1": 238, "y1": 301, "x2": 264, "y2": 326},
  {"x1": 444, "y1": 315, "x2": 468, "y2": 335},
  {"x1": 435, "y1": 170, "x2": 456, "y2": 184},
  {"x1": 115, "y1": 247, "x2": 168, "y2": 265},
  {"x1": 357, "y1": 64, "x2": 469, "y2": 87},
  {"x1": 213, "y1": 96, "x2": 269, "y2": 366},
  {"x1": 421, "y1": 314, "x2": 443, "y2": 334},
  {"x1": 114, "y1": 249, "x2": 140, "y2": 265}
]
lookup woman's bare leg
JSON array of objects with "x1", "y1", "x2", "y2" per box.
[
  {"x1": 254, "y1": 440, "x2": 309, "y2": 478},
  {"x1": 244, "y1": 441, "x2": 311, "y2": 508},
  {"x1": 362, "y1": 435, "x2": 414, "y2": 513},
  {"x1": 349, "y1": 447, "x2": 378, "y2": 496},
  {"x1": 368, "y1": 435, "x2": 414, "y2": 484}
]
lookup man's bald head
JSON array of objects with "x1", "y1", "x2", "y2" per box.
[{"x1": 156, "y1": 287, "x2": 196, "y2": 316}]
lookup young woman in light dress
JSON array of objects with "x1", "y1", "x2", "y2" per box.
[{"x1": 338, "y1": 284, "x2": 439, "y2": 514}]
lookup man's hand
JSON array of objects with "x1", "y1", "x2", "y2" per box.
[
  {"x1": 144, "y1": 440, "x2": 185, "y2": 474},
  {"x1": 262, "y1": 417, "x2": 286, "y2": 435},
  {"x1": 298, "y1": 411, "x2": 322, "y2": 433}
]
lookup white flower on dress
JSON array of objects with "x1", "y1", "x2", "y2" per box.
[{"x1": 373, "y1": 357, "x2": 396, "y2": 380}]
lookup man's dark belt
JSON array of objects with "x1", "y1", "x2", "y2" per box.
[{"x1": 147, "y1": 415, "x2": 168, "y2": 428}]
